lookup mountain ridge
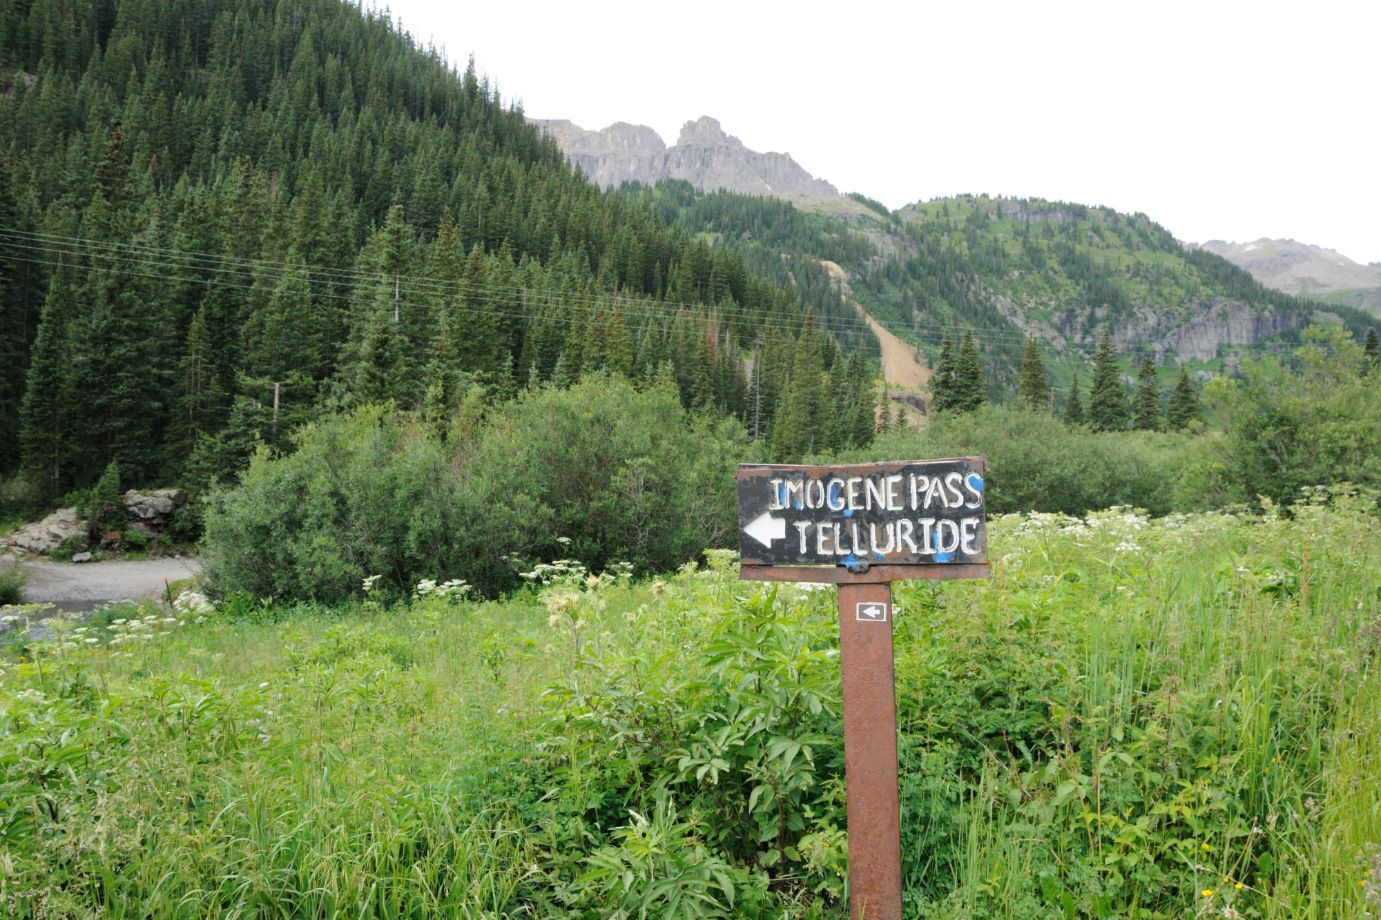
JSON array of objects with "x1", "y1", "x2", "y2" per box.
[
  {"x1": 1196, "y1": 238, "x2": 1381, "y2": 314},
  {"x1": 531, "y1": 115, "x2": 873, "y2": 219}
]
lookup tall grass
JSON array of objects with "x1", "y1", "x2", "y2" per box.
[{"x1": 1, "y1": 493, "x2": 1378, "y2": 917}]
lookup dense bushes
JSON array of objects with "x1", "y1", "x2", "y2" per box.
[
  {"x1": 1202, "y1": 325, "x2": 1381, "y2": 507},
  {"x1": 844, "y1": 405, "x2": 1212, "y2": 516},
  {"x1": 200, "y1": 406, "x2": 465, "y2": 603},
  {"x1": 202, "y1": 375, "x2": 749, "y2": 601}
]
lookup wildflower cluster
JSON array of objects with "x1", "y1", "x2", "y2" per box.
[
  {"x1": 413, "y1": 578, "x2": 472, "y2": 600},
  {"x1": 173, "y1": 590, "x2": 215, "y2": 618},
  {"x1": 106, "y1": 611, "x2": 185, "y2": 648}
]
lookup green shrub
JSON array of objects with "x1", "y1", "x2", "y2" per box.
[
  {"x1": 202, "y1": 374, "x2": 749, "y2": 602},
  {"x1": 54, "y1": 533, "x2": 88, "y2": 558},
  {"x1": 1200, "y1": 324, "x2": 1381, "y2": 508},
  {"x1": 454, "y1": 373, "x2": 748, "y2": 593},
  {"x1": 77, "y1": 460, "x2": 125, "y2": 538},
  {"x1": 842, "y1": 405, "x2": 1208, "y2": 515},
  {"x1": 0, "y1": 474, "x2": 40, "y2": 522},
  {"x1": 0, "y1": 561, "x2": 25, "y2": 604},
  {"x1": 165, "y1": 503, "x2": 201, "y2": 545},
  {"x1": 201, "y1": 406, "x2": 463, "y2": 603},
  {"x1": 121, "y1": 529, "x2": 148, "y2": 549}
]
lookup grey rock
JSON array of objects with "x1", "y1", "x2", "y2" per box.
[
  {"x1": 5, "y1": 508, "x2": 86, "y2": 555},
  {"x1": 532, "y1": 115, "x2": 841, "y2": 203},
  {"x1": 123, "y1": 488, "x2": 188, "y2": 522},
  {"x1": 71, "y1": 551, "x2": 93, "y2": 563}
]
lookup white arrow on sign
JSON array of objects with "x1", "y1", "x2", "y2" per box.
[
  {"x1": 856, "y1": 602, "x2": 888, "y2": 622},
  {"x1": 743, "y1": 509, "x2": 787, "y2": 547}
]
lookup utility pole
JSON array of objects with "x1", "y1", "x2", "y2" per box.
[
  {"x1": 272, "y1": 381, "x2": 281, "y2": 436},
  {"x1": 751, "y1": 338, "x2": 763, "y2": 440}
]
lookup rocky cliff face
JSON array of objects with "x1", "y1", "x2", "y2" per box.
[
  {"x1": 531, "y1": 116, "x2": 842, "y2": 204},
  {"x1": 1198, "y1": 238, "x2": 1381, "y2": 314},
  {"x1": 987, "y1": 288, "x2": 1309, "y2": 365},
  {"x1": 530, "y1": 119, "x2": 667, "y2": 192}
]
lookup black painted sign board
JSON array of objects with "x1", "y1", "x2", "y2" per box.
[{"x1": 736, "y1": 458, "x2": 988, "y2": 568}]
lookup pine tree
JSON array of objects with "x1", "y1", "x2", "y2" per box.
[
  {"x1": 83, "y1": 459, "x2": 125, "y2": 539},
  {"x1": 953, "y1": 330, "x2": 985, "y2": 413},
  {"x1": 169, "y1": 304, "x2": 221, "y2": 468},
  {"x1": 845, "y1": 351, "x2": 875, "y2": 447},
  {"x1": 1088, "y1": 331, "x2": 1127, "y2": 432},
  {"x1": 1364, "y1": 328, "x2": 1380, "y2": 373},
  {"x1": 354, "y1": 306, "x2": 406, "y2": 405},
  {"x1": 1166, "y1": 366, "x2": 1201, "y2": 430},
  {"x1": 19, "y1": 270, "x2": 75, "y2": 497},
  {"x1": 929, "y1": 333, "x2": 956, "y2": 413},
  {"x1": 1017, "y1": 335, "x2": 1048, "y2": 409},
  {"x1": 65, "y1": 125, "x2": 167, "y2": 485},
  {"x1": 1132, "y1": 355, "x2": 1162, "y2": 430},
  {"x1": 1064, "y1": 373, "x2": 1085, "y2": 425}
]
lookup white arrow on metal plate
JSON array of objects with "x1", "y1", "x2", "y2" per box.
[{"x1": 743, "y1": 509, "x2": 786, "y2": 547}]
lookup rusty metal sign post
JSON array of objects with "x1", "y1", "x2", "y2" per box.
[{"x1": 737, "y1": 458, "x2": 990, "y2": 920}]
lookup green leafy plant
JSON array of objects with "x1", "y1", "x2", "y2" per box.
[{"x1": 0, "y1": 561, "x2": 25, "y2": 604}]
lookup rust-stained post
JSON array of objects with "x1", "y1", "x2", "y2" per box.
[{"x1": 837, "y1": 580, "x2": 902, "y2": 920}]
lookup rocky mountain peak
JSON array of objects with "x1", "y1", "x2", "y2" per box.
[
  {"x1": 676, "y1": 116, "x2": 730, "y2": 146},
  {"x1": 532, "y1": 115, "x2": 843, "y2": 206}
]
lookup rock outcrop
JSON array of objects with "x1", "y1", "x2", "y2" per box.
[
  {"x1": 123, "y1": 489, "x2": 189, "y2": 531},
  {"x1": 532, "y1": 115, "x2": 843, "y2": 204},
  {"x1": 5, "y1": 508, "x2": 86, "y2": 555},
  {"x1": 4, "y1": 490, "x2": 191, "y2": 557},
  {"x1": 532, "y1": 119, "x2": 667, "y2": 191}
]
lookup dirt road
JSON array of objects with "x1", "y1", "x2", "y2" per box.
[
  {"x1": 820, "y1": 260, "x2": 929, "y2": 422},
  {"x1": 5, "y1": 557, "x2": 202, "y2": 605}
]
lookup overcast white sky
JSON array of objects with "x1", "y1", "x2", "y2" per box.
[{"x1": 385, "y1": 0, "x2": 1380, "y2": 264}]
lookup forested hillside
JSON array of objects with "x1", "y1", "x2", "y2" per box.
[
  {"x1": 620, "y1": 182, "x2": 1381, "y2": 395},
  {"x1": 0, "y1": 0, "x2": 878, "y2": 502}
]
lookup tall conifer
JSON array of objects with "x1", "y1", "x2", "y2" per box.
[
  {"x1": 1132, "y1": 355, "x2": 1161, "y2": 430},
  {"x1": 1088, "y1": 331, "x2": 1127, "y2": 431},
  {"x1": 930, "y1": 333, "x2": 955, "y2": 413},
  {"x1": 1166, "y1": 366, "x2": 1201, "y2": 430},
  {"x1": 1064, "y1": 373, "x2": 1085, "y2": 425},
  {"x1": 1364, "y1": 328, "x2": 1380, "y2": 373},
  {"x1": 953, "y1": 330, "x2": 985, "y2": 412},
  {"x1": 1017, "y1": 335, "x2": 1048, "y2": 409},
  {"x1": 19, "y1": 270, "x2": 75, "y2": 497}
]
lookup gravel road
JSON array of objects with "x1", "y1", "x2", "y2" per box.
[{"x1": 3, "y1": 556, "x2": 202, "y2": 604}]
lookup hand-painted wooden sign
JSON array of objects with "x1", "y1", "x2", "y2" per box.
[
  {"x1": 736, "y1": 458, "x2": 988, "y2": 569},
  {"x1": 737, "y1": 458, "x2": 990, "y2": 920}
]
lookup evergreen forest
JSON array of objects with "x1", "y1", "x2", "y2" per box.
[{"x1": 0, "y1": 0, "x2": 877, "y2": 504}]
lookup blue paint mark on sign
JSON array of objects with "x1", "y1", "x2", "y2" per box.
[
  {"x1": 932, "y1": 527, "x2": 953, "y2": 563},
  {"x1": 967, "y1": 473, "x2": 984, "y2": 494},
  {"x1": 843, "y1": 508, "x2": 854, "y2": 518}
]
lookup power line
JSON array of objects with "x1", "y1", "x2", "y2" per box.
[{"x1": 0, "y1": 226, "x2": 1329, "y2": 359}]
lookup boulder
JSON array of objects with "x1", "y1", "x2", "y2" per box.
[
  {"x1": 71, "y1": 551, "x2": 93, "y2": 563},
  {"x1": 5, "y1": 508, "x2": 86, "y2": 555},
  {"x1": 123, "y1": 489, "x2": 188, "y2": 523}
]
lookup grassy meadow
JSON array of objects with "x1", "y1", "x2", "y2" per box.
[{"x1": 2, "y1": 493, "x2": 1379, "y2": 918}]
